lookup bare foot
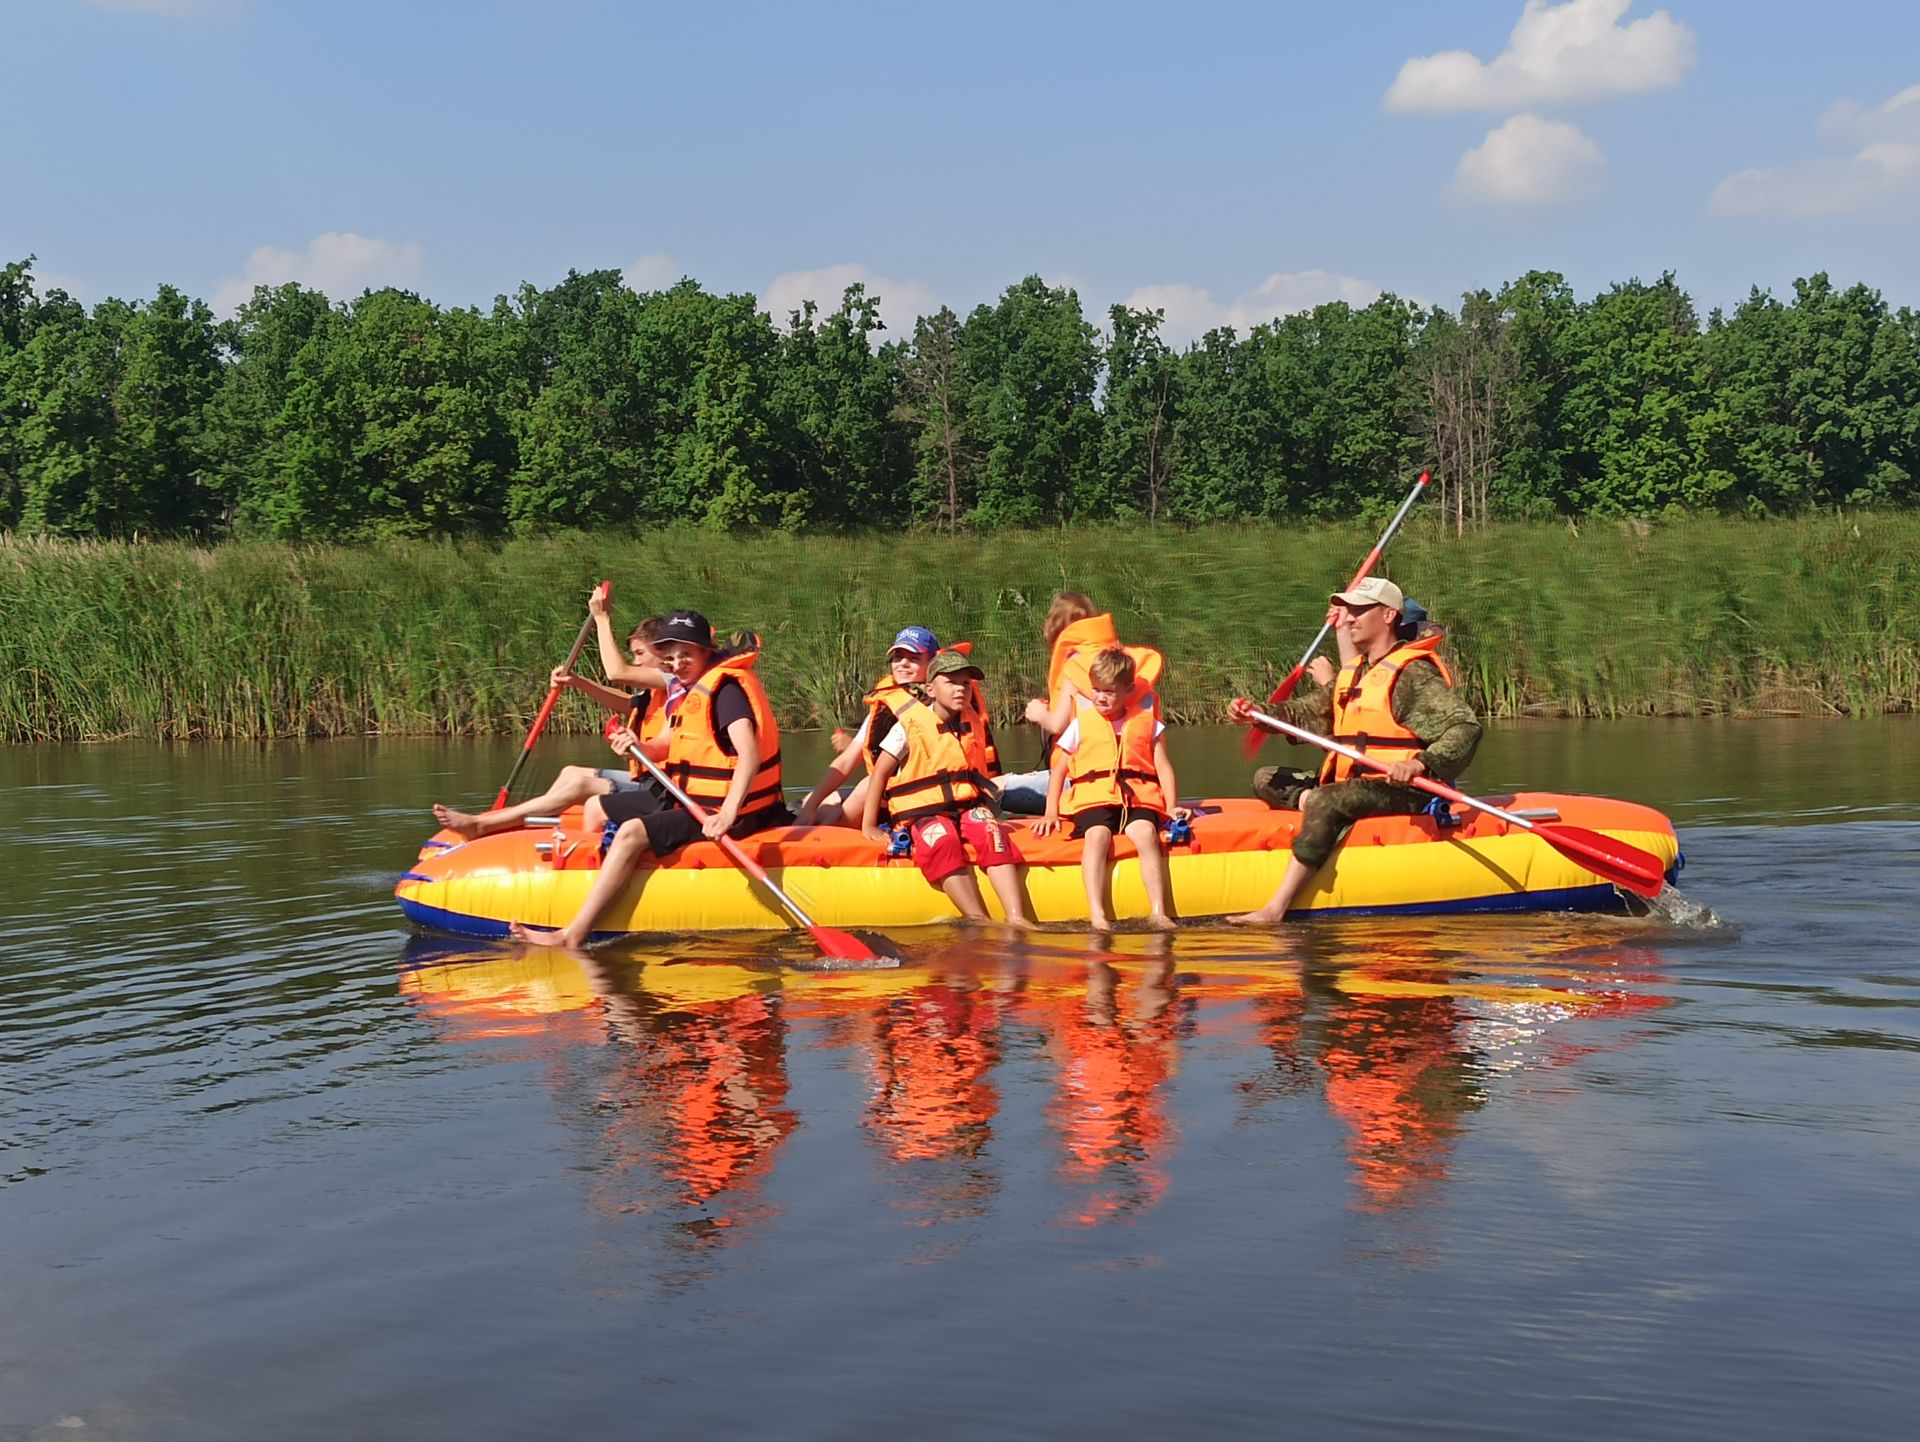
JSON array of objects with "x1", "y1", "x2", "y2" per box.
[
  {"x1": 1089, "y1": 914, "x2": 1114, "y2": 934},
  {"x1": 1226, "y1": 908, "x2": 1286, "y2": 927},
  {"x1": 509, "y1": 921, "x2": 578, "y2": 948},
  {"x1": 1145, "y1": 913, "x2": 1178, "y2": 932},
  {"x1": 433, "y1": 803, "x2": 487, "y2": 839},
  {"x1": 1000, "y1": 916, "x2": 1039, "y2": 932}
]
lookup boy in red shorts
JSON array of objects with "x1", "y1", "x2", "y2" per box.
[{"x1": 860, "y1": 650, "x2": 1035, "y2": 927}]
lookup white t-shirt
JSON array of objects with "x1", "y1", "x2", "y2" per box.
[
  {"x1": 875, "y1": 721, "x2": 910, "y2": 762},
  {"x1": 1056, "y1": 712, "x2": 1165, "y2": 755}
]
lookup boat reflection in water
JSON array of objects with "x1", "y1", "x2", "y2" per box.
[{"x1": 398, "y1": 918, "x2": 1669, "y2": 1240}]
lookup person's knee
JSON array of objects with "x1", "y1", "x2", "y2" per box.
[{"x1": 607, "y1": 818, "x2": 650, "y2": 856}]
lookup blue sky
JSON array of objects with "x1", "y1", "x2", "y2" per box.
[{"x1": 6, "y1": 0, "x2": 1918, "y2": 342}]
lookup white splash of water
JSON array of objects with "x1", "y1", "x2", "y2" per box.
[{"x1": 1628, "y1": 883, "x2": 1722, "y2": 929}]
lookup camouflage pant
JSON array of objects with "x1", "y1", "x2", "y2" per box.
[{"x1": 1252, "y1": 767, "x2": 1431, "y2": 867}]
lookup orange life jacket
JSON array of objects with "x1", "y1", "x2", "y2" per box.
[
  {"x1": 861, "y1": 640, "x2": 1000, "y2": 776},
  {"x1": 1047, "y1": 613, "x2": 1164, "y2": 717},
  {"x1": 1062, "y1": 700, "x2": 1167, "y2": 816},
  {"x1": 663, "y1": 651, "x2": 784, "y2": 817},
  {"x1": 883, "y1": 697, "x2": 994, "y2": 822},
  {"x1": 1320, "y1": 633, "x2": 1456, "y2": 785},
  {"x1": 623, "y1": 685, "x2": 675, "y2": 779}
]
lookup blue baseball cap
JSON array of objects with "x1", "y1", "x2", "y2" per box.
[{"x1": 889, "y1": 626, "x2": 940, "y2": 656}]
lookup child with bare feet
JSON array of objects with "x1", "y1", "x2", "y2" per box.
[
  {"x1": 1030, "y1": 648, "x2": 1189, "y2": 932},
  {"x1": 431, "y1": 613, "x2": 673, "y2": 840},
  {"x1": 860, "y1": 650, "x2": 1034, "y2": 928},
  {"x1": 514, "y1": 610, "x2": 790, "y2": 948}
]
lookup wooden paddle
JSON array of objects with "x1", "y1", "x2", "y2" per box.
[
  {"x1": 494, "y1": 580, "x2": 611, "y2": 809},
  {"x1": 1242, "y1": 705, "x2": 1668, "y2": 898},
  {"x1": 621, "y1": 742, "x2": 889, "y2": 964},
  {"x1": 1242, "y1": 469, "x2": 1431, "y2": 759}
]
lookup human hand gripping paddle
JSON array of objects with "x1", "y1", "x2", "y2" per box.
[
  {"x1": 493, "y1": 580, "x2": 612, "y2": 809},
  {"x1": 616, "y1": 739, "x2": 893, "y2": 966},
  {"x1": 1241, "y1": 470, "x2": 1431, "y2": 760},
  {"x1": 1239, "y1": 704, "x2": 1668, "y2": 898}
]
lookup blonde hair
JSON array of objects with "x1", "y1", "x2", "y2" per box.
[
  {"x1": 1041, "y1": 591, "x2": 1098, "y2": 649},
  {"x1": 1087, "y1": 648, "x2": 1135, "y2": 693}
]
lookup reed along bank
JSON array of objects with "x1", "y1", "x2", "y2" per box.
[{"x1": 5, "y1": 516, "x2": 1917, "y2": 743}]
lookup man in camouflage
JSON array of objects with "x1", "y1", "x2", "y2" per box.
[{"x1": 1226, "y1": 577, "x2": 1481, "y2": 925}]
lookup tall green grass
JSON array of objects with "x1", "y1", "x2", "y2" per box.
[{"x1": 4, "y1": 516, "x2": 1917, "y2": 742}]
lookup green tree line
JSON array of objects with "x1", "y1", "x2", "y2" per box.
[{"x1": 3, "y1": 258, "x2": 1918, "y2": 540}]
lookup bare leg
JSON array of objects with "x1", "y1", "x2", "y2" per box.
[
  {"x1": 435, "y1": 765, "x2": 611, "y2": 839},
  {"x1": 938, "y1": 868, "x2": 992, "y2": 920},
  {"x1": 1125, "y1": 818, "x2": 1177, "y2": 929},
  {"x1": 832, "y1": 776, "x2": 872, "y2": 828},
  {"x1": 983, "y1": 863, "x2": 1036, "y2": 929},
  {"x1": 512, "y1": 817, "x2": 654, "y2": 947},
  {"x1": 1079, "y1": 825, "x2": 1115, "y2": 931},
  {"x1": 1227, "y1": 854, "x2": 1315, "y2": 926}
]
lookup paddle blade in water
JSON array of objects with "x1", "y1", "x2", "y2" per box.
[
  {"x1": 1537, "y1": 823, "x2": 1668, "y2": 898},
  {"x1": 807, "y1": 924, "x2": 890, "y2": 965}
]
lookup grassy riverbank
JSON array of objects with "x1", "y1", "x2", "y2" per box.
[{"x1": 4, "y1": 516, "x2": 1916, "y2": 742}]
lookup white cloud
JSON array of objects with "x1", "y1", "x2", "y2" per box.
[
  {"x1": 210, "y1": 232, "x2": 423, "y2": 315},
  {"x1": 760, "y1": 263, "x2": 938, "y2": 341},
  {"x1": 1386, "y1": 0, "x2": 1695, "y2": 113},
  {"x1": 623, "y1": 253, "x2": 681, "y2": 292},
  {"x1": 1452, "y1": 114, "x2": 1605, "y2": 207},
  {"x1": 1819, "y1": 84, "x2": 1920, "y2": 145},
  {"x1": 1121, "y1": 270, "x2": 1383, "y2": 346},
  {"x1": 1712, "y1": 83, "x2": 1920, "y2": 218},
  {"x1": 30, "y1": 270, "x2": 91, "y2": 303}
]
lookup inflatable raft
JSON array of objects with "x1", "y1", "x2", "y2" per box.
[{"x1": 395, "y1": 793, "x2": 1680, "y2": 939}]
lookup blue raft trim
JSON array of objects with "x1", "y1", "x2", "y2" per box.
[{"x1": 399, "y1": 879, "x2": 1632, "y2": 939}]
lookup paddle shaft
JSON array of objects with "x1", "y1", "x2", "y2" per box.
[
  {"x1": 493, "y1": 581, "x2": 610, "y2": 808},
  {"x1": 1245, "y1": 706, "x2": 1666, "y2": 895},
  {"x1": 1249, "y1": 705, "x2": 1551, "y2": 828},
  {"x1": 1266, "y1": 470, "x2": 1431, "y2": 707},
  {"x1": 622, "y1": 743, "x2": 825, "y2": 930}
]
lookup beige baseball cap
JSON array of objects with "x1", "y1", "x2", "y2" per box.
[{"x1": 1331, "y1": 577, "x2": 1404, "y2": 612}]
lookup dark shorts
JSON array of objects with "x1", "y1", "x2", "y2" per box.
[
  {"x1": 599, "y1": 781, "x2": 793, "y2": 857},
  {"x1": 1067, "y1": 806, "x2": 1169, "y2": 838}
]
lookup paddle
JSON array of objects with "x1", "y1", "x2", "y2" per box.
[
  {"x1": 493, "y1": 580, "x2": 611, "y2": 809},
  {"x1": 1241, "y1": 705, "x2": 1668, "y2": 898},
  {"x1": 620, "y1": 741, "x2": 890, "y2": 964},
  {"x1": 1241, "y1": 469, "x2": 1432, "y2": 760}
]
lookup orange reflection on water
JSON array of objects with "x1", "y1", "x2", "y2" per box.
[{"x1": 399, "y1": 920, "x2": 1672, "y2": 1241}]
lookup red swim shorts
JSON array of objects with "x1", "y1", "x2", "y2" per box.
[{"x1": 909, "y1": 806, "x2": 1021, "y2": 885}]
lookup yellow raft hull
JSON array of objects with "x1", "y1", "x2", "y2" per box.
[{"x1": 395, "y1": 793, "x2": 1679, "y2": 938}]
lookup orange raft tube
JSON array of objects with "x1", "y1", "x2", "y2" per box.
[{"x1": 395, "y1": 793, "x2": 1680, "y2": 939}]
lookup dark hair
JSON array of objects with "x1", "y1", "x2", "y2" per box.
[{"x1": 628, "y1": 615, "x2": 666, "y2": 647}]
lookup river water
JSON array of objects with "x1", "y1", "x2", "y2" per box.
[{"x1": 3, "y1": 721, "x2": 1918, "y2": 1441}]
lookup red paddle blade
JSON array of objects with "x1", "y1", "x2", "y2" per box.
[
  {"x1": 1265, "y1": 665, "x2": 1306, "y2": 708},
  {"x1": 1537, "y1": 823, "x2": 1668, "y2": 898},
  {"x1": 807, "y1": 924, "x2": 890, "y2": 964},
  {"x1": 1238, "y1": 723, "x2": 1267, "y2": 761}
]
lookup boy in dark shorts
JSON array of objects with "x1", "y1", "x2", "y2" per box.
[
  {"x1": 859, "y1": 650, "x2": 1034, "y2": 928},
  {"x1": 1032, "y1": 648, "x2": 1189, "y2": 932},
  {"x1": 514, "y1": 610, "x2": 792, "y2": 948}
]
